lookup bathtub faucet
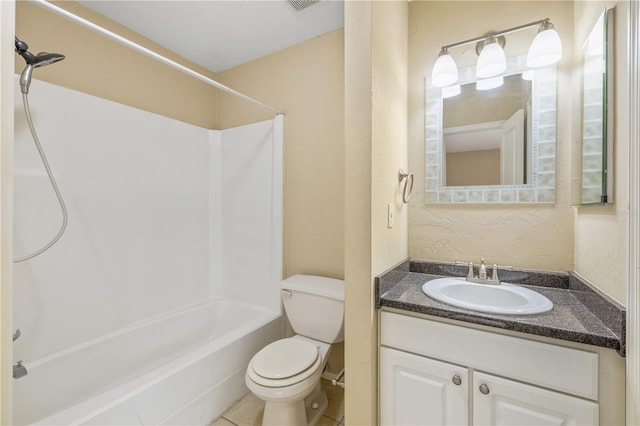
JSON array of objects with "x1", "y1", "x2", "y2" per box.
[{"x1": 13, "y1": 360, "x2": 28, "y2": 379}]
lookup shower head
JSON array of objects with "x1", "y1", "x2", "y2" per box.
[{"x1": 15, "y1": 36, "x2": 65, "y2": 94}]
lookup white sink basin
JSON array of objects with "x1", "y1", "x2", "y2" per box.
[{"x1": 422, "y1": 277, "x2": 553, "y2": 315}]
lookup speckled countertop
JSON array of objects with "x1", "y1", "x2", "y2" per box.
[{"x1": 376, "y1": 260, "x2": 626, "y2": 356}]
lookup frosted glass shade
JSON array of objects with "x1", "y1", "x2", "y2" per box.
[
  {"x1": 442, "y1": 85, "x2": 461, "y2": 98},
  {"x1": 527, "y1": 28, "x2": 562, "y2": 67},
  {"x1": 432, "y1": 52, "x2": 458, "y2": 87},
  {"x1": 476, "y1": 41, "x2": 506, "y2": 78},
  {"x1": 476, "y1": 76, "x2": 504, "y2": 91}
]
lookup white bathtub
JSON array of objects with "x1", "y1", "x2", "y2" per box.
[{"x1": 14, "y1": 299, "x2": 282, "y2": 425}]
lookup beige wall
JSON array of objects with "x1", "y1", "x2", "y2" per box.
[
  {"x1": 15, "y1": 1, "x2": 219, "y2": 129},
  {"x1": 345, "y1": 1, "x2": 409, "y2": 424},
  {"x1": 216, "y1": 29, "x2": 345, "y2": 281},
  {"x1": 371, "y1": 2, "x2": 410, "y2": 277},
  {"x1": 1, "y1": 1, "x2": 15, "y2": 422},
  {"x1": 409, "y1": 1, "x2": 575, "y2": 271},
  {"x1": 344, "y1": 3, "x2": 374, "y2": 423},
  {"x1": 446, "y1": 149, "x2": 501, "y2": 186},
  {"x1": 573, "y1": 1, "x2": 629, "y2": 306}
]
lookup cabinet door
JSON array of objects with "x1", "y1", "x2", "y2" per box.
[
  {"x1": 473, "y1": 372, "x2": 599, "y2": 426},
  {"x1": 380, "y1": 347, "x2": 468, "y2": 426}
]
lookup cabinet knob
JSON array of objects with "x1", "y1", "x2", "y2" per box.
[
  {"x1": 452, "y1": 375, "x2": 462, "y2": 386},
  {"x1": 479, "y1": 384, "x2": 490, "y2": 395}
]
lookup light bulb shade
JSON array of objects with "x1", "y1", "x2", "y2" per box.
[
  {"x1": 432, "y1": 50, "x2": 458, "y2": 87},
  {"x1": 527, "y1": 26, "x2": 562, "y2": 67},
  {"x1": 476, "y1": 76, "x2": 504, "y2": 91},
  {"x1": 442, "y1": 85, "x2": 461, "y2": 98},
  {"x1": 476, "y1": 39, "x2": 507, "y2": 78}
]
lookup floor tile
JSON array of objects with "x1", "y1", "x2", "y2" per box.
[
  {"x1": 315, "y1": 415, "x2": 339, "y2": 426},
  {"x1": 221, "y1": 392, "x2": 264, "y2": 426},
  {"x1": 210, "y1": 417, "x2": 237, "y2": 426},
  {"x1": 221, "y1": 380, "x2": 345, "y2": 426}
]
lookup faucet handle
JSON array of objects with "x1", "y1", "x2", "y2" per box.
[
  {"x1": 466, "y1": 262, "x2": 474, "y2": 280},
  {"x1": 491, "y1": 264, "x2": 500, "y2": 282},
  {"x1": 490, "y1": 264, "x2": 513, "y2": 283},
  {"x1": 455, "y1": 261, "x2": 475, "y2": 280}
]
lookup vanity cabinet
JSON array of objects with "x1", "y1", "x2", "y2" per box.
[
  {"x1": 472, "y1": 371, "x2": 598, "y2": 425},
  {"x1": 379, "y1": 311, "x2": 600, "y2": 425},
  {"x1": 380, "y1": 347, "x2": 468, "y2": 425}
]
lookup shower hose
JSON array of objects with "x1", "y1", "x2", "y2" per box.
[{"x1": 14, "y1": 92, "x2": 68, "y2": 263}]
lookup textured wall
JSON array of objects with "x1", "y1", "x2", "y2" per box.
[
  {"x1": 344, "y1": 2, "x2": 374, "y2": 423},
  {"x1": 345, "y1": 1, "x2": 409, "y2": 424},
  {"x1": 408, "y1": 1, "x2": 575, "y2": 271}
]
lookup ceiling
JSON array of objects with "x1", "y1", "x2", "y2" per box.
[{"x1": 77, "y1": 0, "x2": 344, "y2": 73}]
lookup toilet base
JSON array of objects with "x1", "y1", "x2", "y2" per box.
[
  {"x1": 304, "y1": 382, "x2": 328, "y2": 426},
  {"x1": 261, "y1": 382, "x2": 328, "y2": 426}
]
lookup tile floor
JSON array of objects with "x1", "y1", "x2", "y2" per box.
[{"x1": 211, "y1": 379, "x2": 344, "y2": 426}]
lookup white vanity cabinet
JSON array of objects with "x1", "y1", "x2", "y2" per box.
[
  {"x1": 379, "y1": 311, "x2": 600, "y2": 426},
  {"x1": 380, "y1": 347, "x2": 468, "y2": 425},
  {"x1": 472, "y1": 371, "x2": 598, "y2": 425}
]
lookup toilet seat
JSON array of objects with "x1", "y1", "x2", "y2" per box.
[{"x1": 248, "y1": 338, "x2": 321, "y2": 388}]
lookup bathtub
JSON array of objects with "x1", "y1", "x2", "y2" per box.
[{"x1": 14, "y1": 299, "x2": 282, "y2": 425}]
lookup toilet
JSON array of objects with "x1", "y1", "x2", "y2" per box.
[{"x1": 245, "y1": 274, "x2": 344, "y2": 426}]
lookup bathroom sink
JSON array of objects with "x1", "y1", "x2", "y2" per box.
[{"x1": 421, "y1": 277, "x2": 553, "y2": 315}]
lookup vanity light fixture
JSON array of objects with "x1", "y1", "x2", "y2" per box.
[
  {"x1": 431, "y1": 18, "x2": 562, "y2": 88},
  {"x1": 431, "y1": 47, "x2": 458, "y2": 87},
  {"x1": 476, "y1": 35, "x2": 507, "y2": 78},
  {"x1": 527, "y1": 20, "x2": 563, "y2": 67}
]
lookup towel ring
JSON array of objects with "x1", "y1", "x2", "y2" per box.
[{"x1": 398, "y1": 170, "x2": 414, "y2": 203}]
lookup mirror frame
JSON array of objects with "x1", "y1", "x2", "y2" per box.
[
  {"x1": 425, "y1": 55, "x2": 557, "y2": 204},
  {"x1": 577, "y1": 7, "x2": 614, "y2": 206}
]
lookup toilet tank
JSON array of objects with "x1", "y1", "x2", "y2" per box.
[{"x1": 281, "y1": 275, "x2": 344, "y2": 344}]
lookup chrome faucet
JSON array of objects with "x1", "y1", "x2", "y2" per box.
[
  {"x1": 12, "y1": 328, "x2": 28, "y2": 379},
  {"x1": 13, "y1": 360, "x2": 28, "y2": 379},
  {"x1": 479, "y1": 259, "x2": 488, "y2": 280},
  {"x1": 459, "y1": 259, "x2": 502, "y2": 285}
]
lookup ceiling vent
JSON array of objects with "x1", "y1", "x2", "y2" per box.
[{"x1": 286, "y1": 0, "x2": 320, "y2": 12}]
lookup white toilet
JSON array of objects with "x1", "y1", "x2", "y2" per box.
[{"x1": 245, "y1": 274, "x2": 344, "y2": 426}]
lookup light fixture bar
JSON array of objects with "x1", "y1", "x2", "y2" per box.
[
  {"x1": 431, "y1": 17, "x2": 561, "y2": 88},
  {"x1": 441, "y1": 18, "x2": 550, "y2": 51}
]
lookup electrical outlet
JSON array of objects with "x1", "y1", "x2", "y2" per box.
[{"x1": 387, "y1": 204, "x2": 394, "y2": 228}]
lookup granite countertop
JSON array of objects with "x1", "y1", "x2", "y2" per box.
[{"x1": 376, "y1": 260, "x2": 626, "y2": 356}]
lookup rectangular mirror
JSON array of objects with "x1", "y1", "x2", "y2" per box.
[
  {"x1": 426, "y1": 56, "x2": 557, "y2": 204},
  {"x1": 443, "y1": 74, "x2": 531, "y2": 187},
  {"x1": 578, "y1": 8, "x2": 614, "y2": 205}
]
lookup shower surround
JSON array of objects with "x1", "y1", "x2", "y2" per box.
[{"x1": 13, "y1": 77, "x2": 284, "y2": 424}]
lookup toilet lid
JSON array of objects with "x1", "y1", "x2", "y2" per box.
[{"x1": 252, "y1": 338, "x2": 319, "y2": 380}]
